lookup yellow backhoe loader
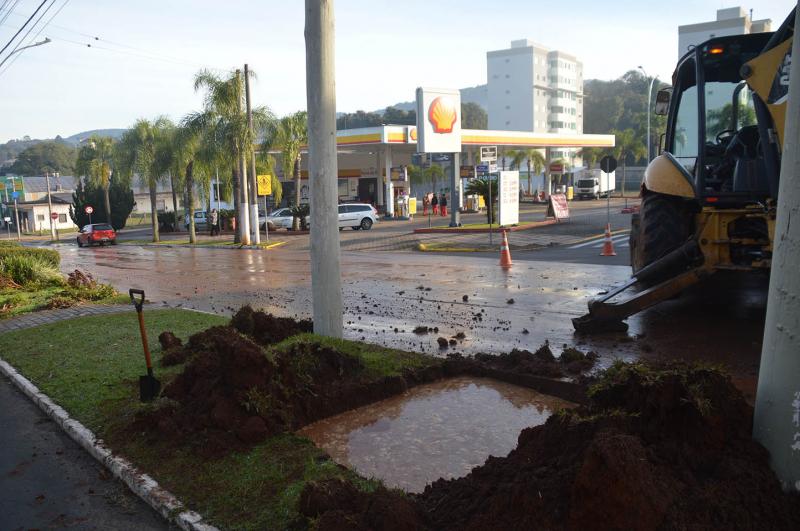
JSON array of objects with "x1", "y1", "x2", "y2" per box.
[{"x1": 573, "y1": 10, "x2": 795, "y2": 333}]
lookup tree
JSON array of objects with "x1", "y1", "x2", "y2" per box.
[
  {"x1": 9, "y1": 141, "x2": 76, "y2": 176},
  {"x1": 336, "y1": 110, "x2": 382, "y2": 130},
  {"x1": 461, "y1": 102, "x2": 488, "y2": 129},
  {"x1": 382, "y1": 106, "x2": 415, "y2": 125},
  {"x1": 116, "y1": 117, "x2": 171, "y2": 242},
  {"x1": 264, "y1": 111, "x2": 308, "y2": 230},
  {"x1": 192, "y1": 69, "x2": 274, "y2": 243},
  {"x1": 75, "y1": 136, "x2": 116, "y2": 225},
  {"x1": 466, "y1": 178, "x2": 498, "y2": 224},
  {"x1": 611, "y1": 128, "x2": 647, "y2": 196},
  {"x1": 69, "y1": 177, "x2": 134, "y2": 230},
  {"x1": 577, "y1": 147, "x2": 605, "y2": 169},
  {"x1": 706, "y1": 103, "x2": 757, "y2": 139}
]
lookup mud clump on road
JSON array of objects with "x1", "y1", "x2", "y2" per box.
[
  {"x1": 230, "y1": 305, "x2": 313, "y2": 345},
  {"x1": 303, "y1": 362, "x2": 800, "y2": 531}
]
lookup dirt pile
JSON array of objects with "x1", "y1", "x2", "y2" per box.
[
  {"x1": 447, "y1": 342, "x2": 597, "y2": 379},
  {"x1": 231, "y1": 305, "x2": 313, "y2": 345},
  {"x1": 303, "y1": 362, "x2": 800, "y2": 531},
  {"x1": 135, "y1": 319, "x2": 442, "y2": 456}
]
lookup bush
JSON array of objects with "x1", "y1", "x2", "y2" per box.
[
  {"x1": 65, "y1": 269, "x2": 117, "y2": 300},
  {"x1": 0, "y1": 241, "x2": 21, "y2": 248},
  {"x1": 0, "y1": 246, "x2": 60, "y2": 267},
  {"x1": 0, "y1": 254, "x2": 64, "y2": 286}
]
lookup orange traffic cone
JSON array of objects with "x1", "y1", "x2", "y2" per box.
[
  {"x1": 600, "y1": 224, "x2": 616, "y2": 256},
  {"x1": 499, "y1": 230, "x2": 513, "y2": 268}
]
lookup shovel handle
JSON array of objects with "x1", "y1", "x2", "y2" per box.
[{"x1": 129, "y1": 288, "x2": 145, "y2": 312}]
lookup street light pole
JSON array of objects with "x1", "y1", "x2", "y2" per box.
[
  {"x1": 0, "y1": 38, "x2": 51, "y2": 70},
  {"x1": 638, "y1": 66, "x2": 657, "y2": 163},
  {"x1": 44, "y1": 171, "x2": 57, "y2": 241}
]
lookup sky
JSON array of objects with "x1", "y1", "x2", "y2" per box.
[{"x1": 0, "y1": 0, "x2": 795, "y2": 140}]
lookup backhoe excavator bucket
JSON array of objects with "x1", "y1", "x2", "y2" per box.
[{"x1": 572, "y1": 239, "x2": 708, "y2": 333}]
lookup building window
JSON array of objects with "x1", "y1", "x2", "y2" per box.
[
  {"x1": 37, "y1": 214, "x2": 45, "y2": 221},
  {"x1": 157, "y1": 199, "x2": 166, "y2": 211},
  {"x1": 59, "y1": 214, "x2": 67, "y2": 223}
]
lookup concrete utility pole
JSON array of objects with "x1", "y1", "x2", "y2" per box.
[
  {"x1": 236, "y1": 69, "x2": 251, "y2": 246},
  {"x1": 244, "y1": 63, "x2": 260, "y2": 245},
  {"x1": 305, "y1": 0, "x2": 343, "y2": 338},
  {"x1": 449, "y1": 152, "x2": 461, "y2": 226},
  {"x1": 44, "y1": 172, "x2": 57, "y2": 241},
  {"x1": 753, "y1": 3, "x2": 800, "y2": 493}
]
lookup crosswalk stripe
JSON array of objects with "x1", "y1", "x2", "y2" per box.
[{"x1": 568, "y1": 233, "x2": 629, "y2": 249}]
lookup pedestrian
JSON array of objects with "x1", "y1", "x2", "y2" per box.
[
  {"x1": 440, "y1": 192, "x2": 448, "y2": 217},
  {"x1": 422, "y1": 193, "x2": 430, "y2": 216},
  {"x1": 210, "y1": 209, "x2": 219, "y2": 236},
  {"x1": 184, "y1": 212, "x2": 190, "y2": 231},
  {"x1": 431, "y1": 192, "x2": 439, "y2": 216}
]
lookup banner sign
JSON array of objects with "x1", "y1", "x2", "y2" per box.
[
  {"x1": 460, "y1": 165, "x2": 475, "y2": 178},
  {"x1": 498, "y1": 171, "x2": 520, "y2": 227},
  {"x1": 547, "y1": 193, "x2": 570, "y2": 221}
]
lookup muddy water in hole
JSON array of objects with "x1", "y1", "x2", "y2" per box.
[{"x1": 298, "y1": 376, "x2": 574, "y2": 493}]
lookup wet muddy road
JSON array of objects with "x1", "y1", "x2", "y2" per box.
[
  {"x1": 57, "y1": 244, "x2": 767, "y2": 399},
  {"x1": 298, "y1": 376, "x2": 573, "y2": 492}
]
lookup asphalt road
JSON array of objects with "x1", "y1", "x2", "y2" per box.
[{"x1": 0, "y1": 376, "x2": 168, "y2": 531}]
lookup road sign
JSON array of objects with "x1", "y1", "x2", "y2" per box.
[
  {"x1": 476, "y1": 164, "x2": 488, "y2": 172},
  {"x1": 600, "y1": 155, "x2": 618, "y2": 174},
  {"x1": 3, "y1": 217, "x2": 10, "y2": 222},
  {"x1": 50, "y1": 212, "x2": 59, "y2": 220},
  {"x1": 489, "y1": 163, "x2": 498, "y2": 173},
  {"x1": 256, "y1": 174, "x2": 272, "y2": 196},
  {"x1": 84, "y1": 206, "x2": 94, "y2": 215},
  {"x1": 480, "y1": 146, "x2": 498, "y2": 163},
  {"x1": 432, "y1": 153, "x2": 452, "y2": 162},
  {"x1": 11, "y1": 191, "x2": 18, "y2": 200}
]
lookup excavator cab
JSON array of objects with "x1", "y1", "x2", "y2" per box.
[{"x1": 573, "y1": 10, "x2": 794, "y2": 333}]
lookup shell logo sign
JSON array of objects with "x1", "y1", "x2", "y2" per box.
[
  {"x1": 428, "y1": 97, "x2": 458, "y2": 134},
  {"x1": 415, "y1": 87, "x2": 461, "y2": 153}
]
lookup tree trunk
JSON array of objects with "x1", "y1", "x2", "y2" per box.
[
  {"x1": 170, "y1": 172, "x2": 179, "y2": 230},
  {"x1": 232, "y1": 165, "x2": 240, "y2": 243},
  {"x1": 293, "y1": 156, "x2": 301, "y2": 231},
  {"x1": 527, "y1": 160, "x2": 532, "y2": 195},
  {"x1": 103, "y1": 182, "x2": 112, "y2": 226},
  {"x1": 149, "y1": 182, "x2": 159, "y2": 243},
  {"x1": 186, "y1": 161, "x2": 196, "y2": 244}
]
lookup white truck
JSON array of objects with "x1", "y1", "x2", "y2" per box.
[{"x1": 574, "y1": 169, "x2": 615, "y2": 200}]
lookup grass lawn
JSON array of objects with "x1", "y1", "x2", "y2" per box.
[{"x1": 0, "y1": 309, "x2": 431, "y2": 529}]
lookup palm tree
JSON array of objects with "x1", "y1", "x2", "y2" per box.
[
  {"x1": 264, "y1": 111, "x2": 307, "y2": 230},
  {"x1": 524, "y1": 149, "x2": 546, "y2": 195},
  {"x1": 75, "y1": 135, "x2": 116, "y2": 223},
  {"x1": 466, "y1": 178, "x2": 498, "y2": 224},
  {"x1": 193, "y1": 69, "x2": 274, "y2": 242},
  {"x1": 256, "y1": 153, "x2": 283, "y2": 207},
  {"x1": 612, "y1": 128, "x2": 647, "y2": 197},
  {"x1": 116, "y1": 117, "x2": 171, "y2": 242},
  {"x1": 577, "y1": 147, "x2": 604, "y2": 170}
]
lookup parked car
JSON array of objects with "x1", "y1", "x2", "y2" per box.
[
  {"x1": 264, "y1": 207, "x2": 309, "y2": 231},
  {"x1": 77, "y1": 223, "x2": 117, "y2": 247},
  {"x1": 338, "y1": 203, "x2": 378, "y2": 230},
  {"x1": 192, "y1": 210, "x2": 208, "y2": 231}
]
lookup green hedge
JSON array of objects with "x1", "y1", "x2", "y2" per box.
[
  {"x1": 0, "y1": 241, "x2": 21, "y2": 248},
  {"x1": 0, "y1": 246, "x2": 60, "y2": 267}
]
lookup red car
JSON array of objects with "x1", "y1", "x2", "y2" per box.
[{"x1": 77, "y1": 223, "x2": 117, "y2": 247}]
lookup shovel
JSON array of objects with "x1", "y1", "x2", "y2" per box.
[{"x1": 129, "y1": 288, "x2": 161, "y2": 402}]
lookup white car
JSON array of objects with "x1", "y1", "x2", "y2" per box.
[
  {"x1": 338, "y1": 203, "x2": 378, "y2": 230},
  {"x1": 265, "y1": 208, "x2": 309, "y2": 231}
]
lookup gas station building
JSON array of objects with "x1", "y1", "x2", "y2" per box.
[{"x1": 279, "y1": 125, "x2": 615, "y2": 214}]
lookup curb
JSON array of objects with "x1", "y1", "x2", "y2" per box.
[
  {"x1": 0, "y1": 358, "x2": 218, "y2": 531},
  {"x1": 118, "y1": 241, "x2": 286, "y2": 251}
]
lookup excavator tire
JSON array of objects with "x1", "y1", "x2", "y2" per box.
[{"x1": 631, "y1": 192, "x2": 692, "y2": 277}]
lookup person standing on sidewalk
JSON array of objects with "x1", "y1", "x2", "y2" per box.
[
  {"x1": 422, "y1": 193, "x2": 430, "y2": 216},
  {"x1": 440, "y1": 192, "x2": 448, "y2": 217},
  {"x1": 431, "y1": 192, "x2": 439, "y2": 216},
  {"x1": 210, "y1": 209, "x2": 219, "y2": 236}
]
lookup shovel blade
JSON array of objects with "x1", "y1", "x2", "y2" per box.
[{"x1": 139, "y1": 375, "x2": 161, "y2": 402}]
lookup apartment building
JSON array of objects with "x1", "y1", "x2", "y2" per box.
[
  {"x1": 486, "y1": 40, "x2": 584, "y2": 162},
  {"x1": 678, "y1": 7, "x2": 772, "y2": 57}
]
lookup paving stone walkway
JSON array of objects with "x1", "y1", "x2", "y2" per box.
[{"x1": 0, "y1": 304, "x2": 145, "y2": 334}]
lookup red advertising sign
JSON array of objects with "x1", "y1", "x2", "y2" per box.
[
  {"x1": 549, "y1": 163, "x2": 564, "y2": 173},
  {"x1": 547, "y1": 193, "x2": 570, "y2": 221}
]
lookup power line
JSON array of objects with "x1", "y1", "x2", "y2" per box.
[
  {"x1": 0, "y1": 0, "x2": 21, "y2": 27},
  {"x1": 2, "y1": 0, "x2": 56, "y2": 59},
  {"x1": 0, "y1": 0, "x2": 49, "y2": 59}
]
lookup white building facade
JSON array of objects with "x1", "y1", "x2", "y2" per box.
[
  {"x1": 678, "y1": 7, "x2": 772, "y2": 58},
  {"x1": 486, "y1": 40, "x2": 584, "y2": 163}
]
